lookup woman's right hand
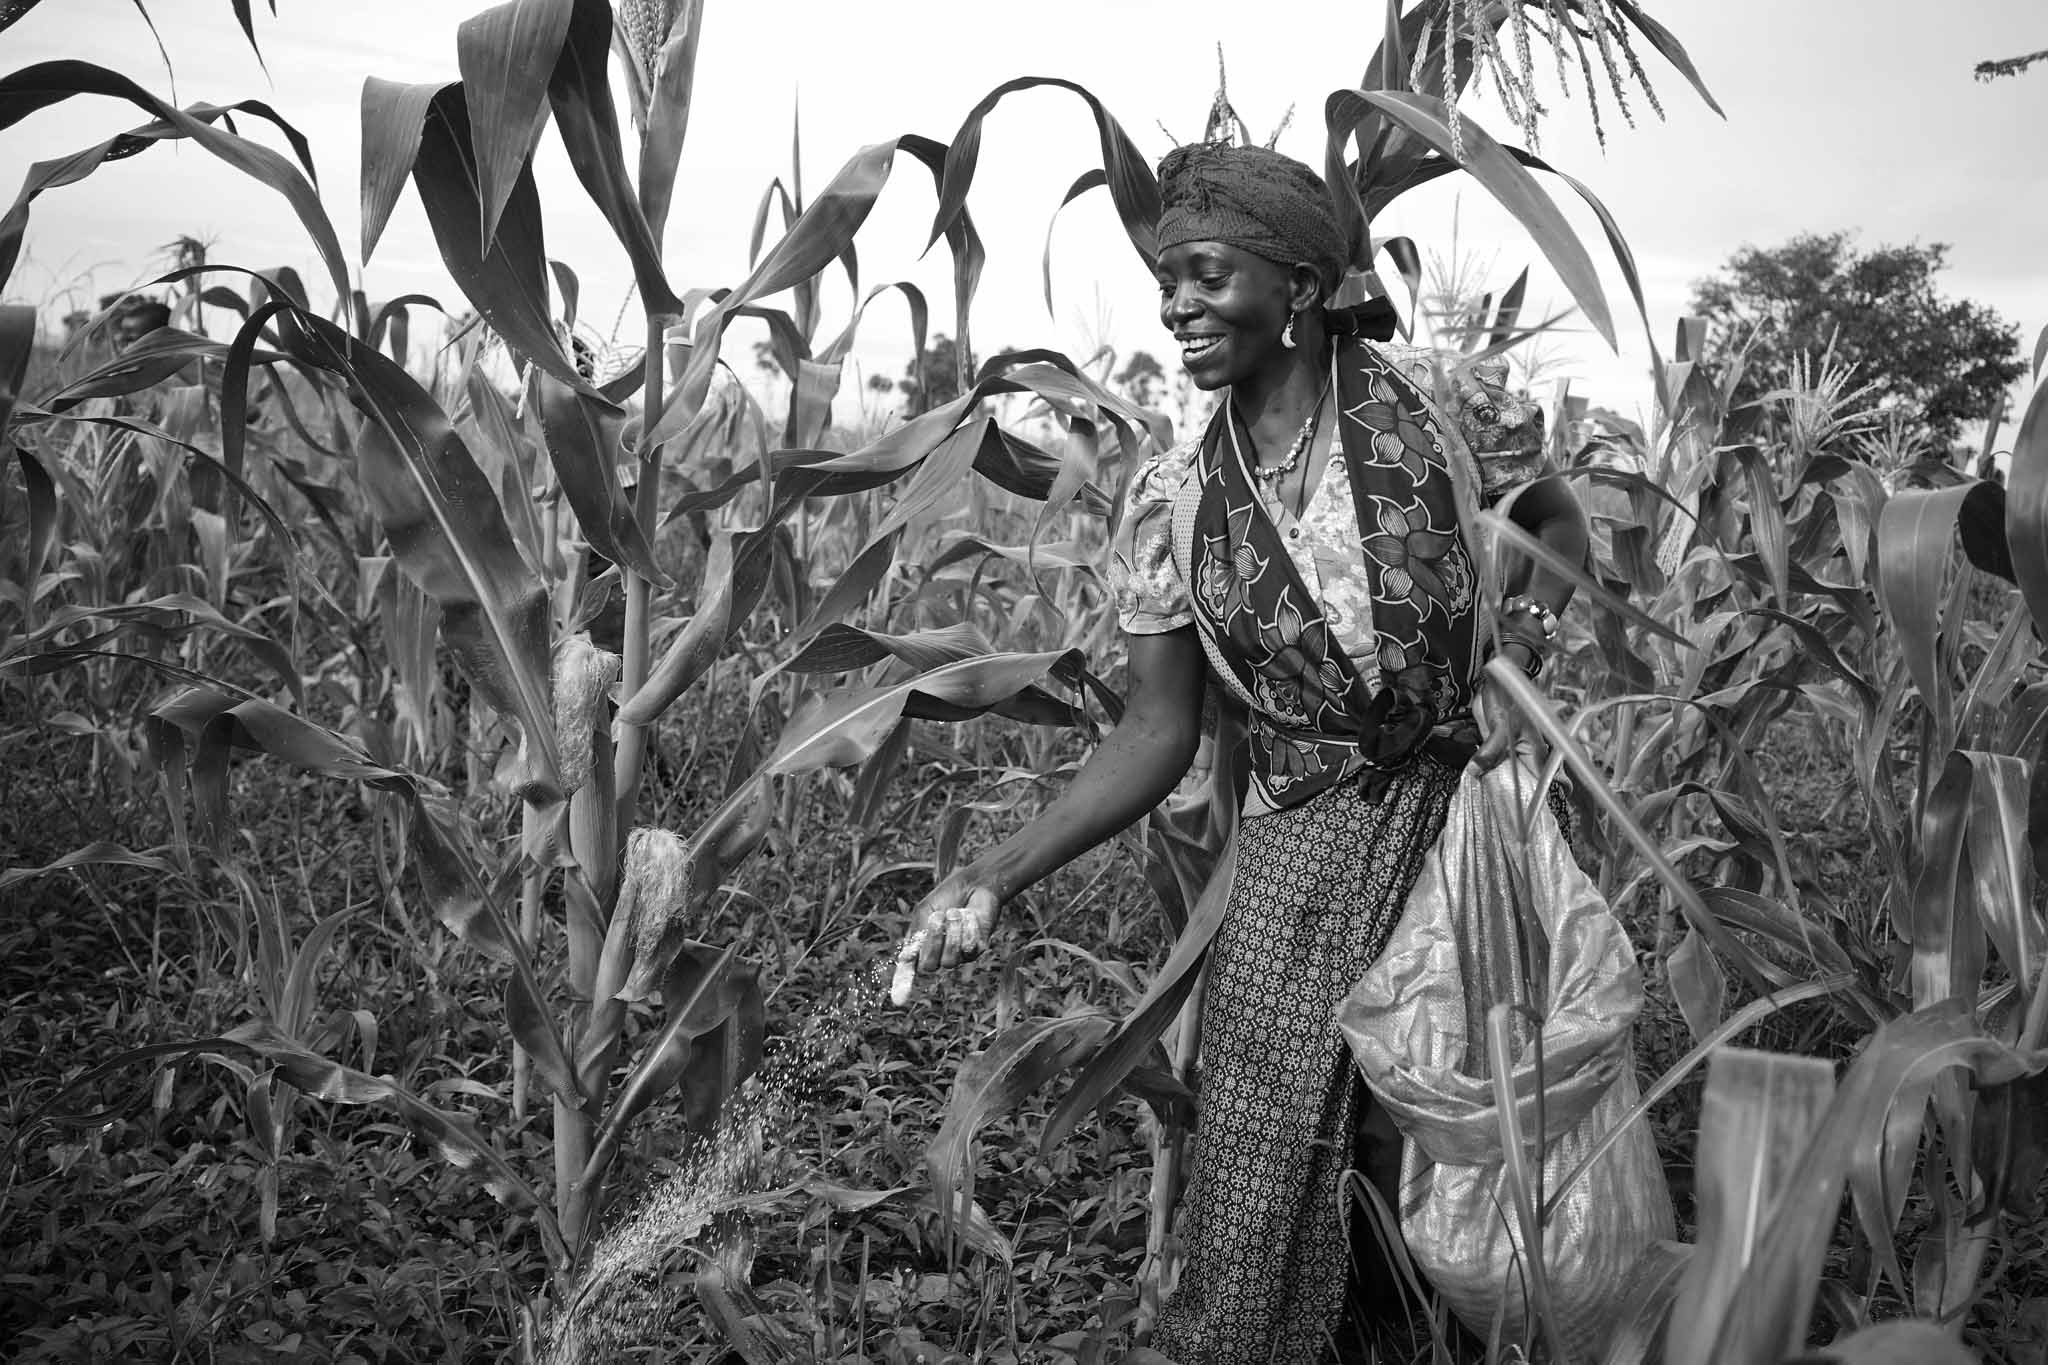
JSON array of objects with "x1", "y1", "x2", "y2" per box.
[
  {"x1": 890, "y1": 878, "x2": 1002, "y2": 1005},
  {"x1": 883, "y1": 631, "x2": 1207, "y2": 1007}
]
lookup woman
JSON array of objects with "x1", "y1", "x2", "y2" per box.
[{"x1": 897, "y1": 143, "x2": 1588, "y2": 1361}]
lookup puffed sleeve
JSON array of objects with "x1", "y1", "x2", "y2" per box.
[{"x1": 1107, "y1": 437, "x2": 1197, "y2": 634}]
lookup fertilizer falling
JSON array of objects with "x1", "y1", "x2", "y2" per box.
[{"x1": 544, "y1": 949, "x2": 928, "y2": 1360}]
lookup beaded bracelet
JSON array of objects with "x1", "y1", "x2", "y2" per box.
[{"x1": 1500, "y1": 593, "x2": 1560, "y2": 642}]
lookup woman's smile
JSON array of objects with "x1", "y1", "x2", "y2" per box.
[{"x1": 1177, "y1": 331, "x2": 1225, "y2": 369}]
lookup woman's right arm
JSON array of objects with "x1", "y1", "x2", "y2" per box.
[{"x1": 902, "y1": 624, "x2": 1208, "y2": 974}]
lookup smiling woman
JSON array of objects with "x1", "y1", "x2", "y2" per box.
[
  {"x1": 900, "y1": 141, "x2": 1594, "y2": 1361},
  {"x1": 1152, "y1": 140, "x2": 1347, "y2": 402}
]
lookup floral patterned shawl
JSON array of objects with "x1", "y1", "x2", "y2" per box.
[{"x1": 1176, "y1": 336, "x2": 1485, "y2": 811}]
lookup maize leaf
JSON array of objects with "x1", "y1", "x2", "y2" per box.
[
  {"x1": 1956, "y1": 478, "x2": 2015, "y2": 583},
  {"x1": 404, "y1": 795, "x2": 579, "y2": 1106},
  {"x1": 1910, "y1": 1123, "x2": 1991, "y2": 1321},
  {"x1": 615, "y1": 527, "x2": 779, "y2": 727},
  {"x1": 545, "y1": 0, "x2": 681, "y2": 315},
  {"x1": 1326, "y1": 88, "x2": 1614, "y2": 349},
  {"x1": 0, "y1": 841, "x2": 176, "y2": 892},
  {"x1": 365, "y1": 556, "x2": 443, "y2": 756},
  {"x1": 784, "y1": 356, "x2": 841, "y2": 450},
  {"x1": 635, "y1": 0, "x2": 704, "y2": 240},
  {"x1": 2005, "y1": 681, "x2": 2048, "y2": 763},
  {"x1": 930, "y1": 1012, "x2": 1113, "y2": 1263},
  {"x1": 578, "y1": 942, "x2": 762, "y2": 1207},
  {"x1": 1730, "y1": 443, "x2": 1790, "y2": 607},
  {"x1": 1482, "y1": 265, "x2": 1529, "y2": 351},
  {"x1": 1548, "y1": 976, "x2": 1856, "y2": 1219},
  {"x1": 455, "y1": 0, "x2": 572, "y2": 251},
  {"x1": 43, "y1": 326, "x2": 273, "y2": 410},
  {"x1": 1485, "y1": 1003, "x2": 1571, "y2": 1363},
  {"x1": 366, "y1": 294, "x2": 436, "y2": 361},
  {"x1": 1910, "y1": 751, "x2": 1985, "y2": 1012},
  {"x1": 360, "y1": 77, "x2": 447, "y2": 263},
  {"x1": 847, "y1": 718, "x2": 913, "y2": 832},
  {"x1": 1962, "y1": 753, "x2": 2041, "y2": 999},
  {"x1": 1810, "y1": 1320, "x2": 1975, "y2": 1365},
  {"x1": 1698, "y1": 887, "x2": 1858, "y2": 984},
  {"x1": 278, "y1": 307, "x2": 562, "y2": 800},
  {"x1": 532, "y1": 371, "x2": 667, "y2": 583},
  {"x1": 817, "y1": 281, "x2": 928, "y2": 372},
  {"x1": 1043, "y1": 831, "x2": 1238, "y2": 1154},
  {"x1": 1874, "y1": 485, "x2": 1974, "y2": 741},
  {"x1": 898, "y1": 133, "x2": 985, "y2": 359},
  {"x1": 1666, "y1": 1047, "x2": 1836, "y2": 1365},
  {"x1": 2009, "y1": 373, "x2": 2048, "y2": 666},
  {"x1": 0, "y1": 301, "x2": 31, "y2": 434},
  {"x1": 765, "y1": 649, "x2": 1082, "y2": 775},
  {"x1": 1956, "y1": 603, "x2": 2035, "y2": 742},
  {"x1": 933, "y1": 77, "x2": 1158, "y2": 270},
  {"x1": 779, "y1": 622, "x2": 992, "y2": 677},
  {"x1": 7, "y1": 592, "x2": 303, "y2": 705},
  {"x1": 1484, "y1": 660, "x2": 1775, "y2": 995},
  {"x1": 148, "y1": 689, "x2": 408, "y2": 855},
  {"x1": 1667, "y1": 926, "x2": 1726, "y2": 1045},
  {"x1": 412, "y1": 83, "x2": 603, "y2": 402},
  {"x1": 1040, "y1": 169, "x2": 1106, "y2": 318},
  {"x1": 926, "y1": 534, "x2": 1100, "y2": 577},
  {"x1": 746, "y1": 175, "x2": 795, "y2": 268},
  {"x1": 0, "y1": 64, "x2": 344, "y2": 303},
  {"x1": 9, "y1": 445, "x2": 53, "y2": 610},
  {"x1": 1722, "y1": 1003, "x2": 2031, "y2": 1361},
  {"x1": 650, "y1": 137, "x2": 903, "y2": 446},
  {"x1": 1477, "y1": 509, "x2": 1693, "y2": 649},
  {"x1": 1596, "y1": 1241, "x2": 1693, "y2": 1365},
  {"x1": 1972, "y1": 1067, "x2": 2048, "y2": 1222},
  {"x1": 224, "y1": 1019, "x2": 568, "y2": 1269},
  {"x1": 1604, "y1": 0, "x2": 1723, "y2": 115}
]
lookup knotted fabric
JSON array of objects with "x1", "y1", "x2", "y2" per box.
[
  {"x1": 1155, "y1": 142, "x2": 1349, "y2": 290},
  {"x1": 1173, "y1": 335, "x2": 1483, "y2": 812}
]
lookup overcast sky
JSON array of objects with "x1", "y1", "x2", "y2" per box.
[{"x1": 4, "y1": 0, "x2": 2044, "y2": 426}]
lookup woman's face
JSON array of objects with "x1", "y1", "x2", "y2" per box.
[{"x1": 1155, "y1": 241, "x2": 1295, "y2": 392}]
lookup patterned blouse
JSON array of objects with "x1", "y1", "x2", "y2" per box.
[{"x1": 1108, "y1": 343, "x2": 1550, "y2": 816}]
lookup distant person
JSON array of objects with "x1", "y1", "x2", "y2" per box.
[{"x1": 113, "y1": 299, "x2": 172, "y2": 351}]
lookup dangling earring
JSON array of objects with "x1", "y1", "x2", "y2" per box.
[{"x1": 1281, "y1": 313, "x2": 1298, "y2": 350}]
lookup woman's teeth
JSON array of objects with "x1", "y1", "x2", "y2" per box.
[{"x1": 1182, "y1": 336, "x2": 1220, "y2": 360}]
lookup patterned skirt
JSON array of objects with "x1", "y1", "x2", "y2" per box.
[{"x1": 1152, "y1": 757, "x2": 1458, "y2": 1364}]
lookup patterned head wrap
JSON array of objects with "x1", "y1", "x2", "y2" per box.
[{"x1": 1155, "y1": 143, "x2": 1349, "y2": 292}]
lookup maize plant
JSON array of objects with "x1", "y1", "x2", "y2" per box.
[
  {"x1": 1450, "y1": 318, "x2": 2048, "y2": 1357},
  {"x1": 1, "y1": 0, "x2": 1150, "y2": 1322}
]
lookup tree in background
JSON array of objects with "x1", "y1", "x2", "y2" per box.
[
  {"x1": 898, "y1": 333, "x2": 967, "y2": 415},
  {"x1": 1688, "y1": 232, "x2": 2025, "y2": 450},
  {"x1": 1975, "y1": 48, "x2": 2047, "y2": 80}
]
